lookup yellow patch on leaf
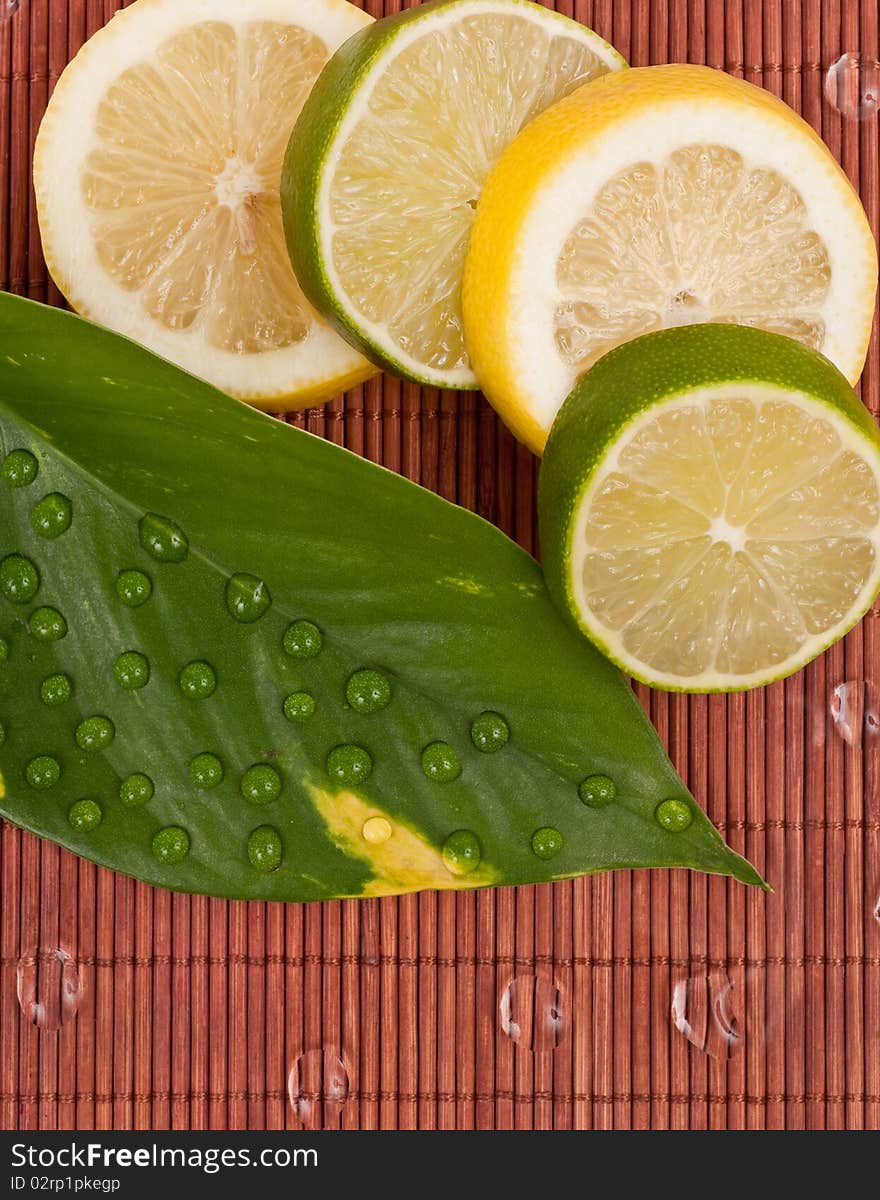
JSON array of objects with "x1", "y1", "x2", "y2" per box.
[{"x1": 308, "y1": 783, "x2": 497, "y2": 896}]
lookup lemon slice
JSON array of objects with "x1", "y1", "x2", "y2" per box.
[
  {"x1": 539, "y1": 324, "x2": 880, "y2": 692},
  {"x1": 464, "y1": 65, "x2": 878, "y2": 453},
  {"x1": 282, "y1": 0, "x2": 625, "y2": 390},
  {"x1": 34, "y1": 0, "x2": 377, "y2": 408}
]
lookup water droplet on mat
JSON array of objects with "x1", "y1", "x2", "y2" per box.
[
  {"x1": 288, "y1": 1050, "x2": 350, "y2": 1127},
  {"x1": 671, "y1": 972, "x2": 741, "y2": 1059},
  {"x1": 499, "y1": 974, "x2": 567, "y2": 1051},
  {"x1": 825, "y1": 52, "x2": 880, "y2": 119},
  {"x1": 16, "y1": 947, "x2": 83, "y2": 1029},
  {"x1": 1, "y1": 2, "x2": 20, "y2": 21},
  {"x1": 830, "y1": 681, "x2": 880, "y2": 746}
]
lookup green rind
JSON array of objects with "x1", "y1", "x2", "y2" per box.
[
  {"x1": 539, "y1": 324, "x2": 880, "y2": 693},
  {"x1": 281, "y1": 0, "x2": 625, "y2": 389},
  {"x1": 0, "y1": 295, "x2": 764, "y2": 897}
]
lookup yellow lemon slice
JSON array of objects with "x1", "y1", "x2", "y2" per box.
[
  {"x1": 464, "y1": 65, "x2": 878, "y2": 453},
  {"x1": 35, "y1": 0, "x2": 377, "y2": 408}
]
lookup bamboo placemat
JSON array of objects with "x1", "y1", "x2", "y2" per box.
[{"x1": 1, "y1": 0, "x2": 878, "y2": 1131}]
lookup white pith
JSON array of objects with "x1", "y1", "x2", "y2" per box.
[
  {"x1": 506, "y1": 103, "x2": 877, "y2": 437},
  {"x1": 570, "y1": 383, "x2": 880, "y2": 690},
  {"x1": 316, "y1": 0, "x2": 624, "y2": 388},
  {"x1": 34, "y1": 0, "x2": 374, "y2": 401}
]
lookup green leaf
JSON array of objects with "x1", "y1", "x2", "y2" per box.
[{"x1": 0, "y1": 294, "x2": 764, "y2": 899}]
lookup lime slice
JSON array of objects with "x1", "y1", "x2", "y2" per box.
[
  {"x1": 282, "y1": 0, "x2": 625, "y2": 389},
  {"x1": 539, "y1": 324, "x2": 880, "y2": 692},
  {"x1": 34, "y1": 0, "x2": 378, "y2": 408},
  {"x1": 464, "y1": 65, "x2": 878, "y2": 453}
]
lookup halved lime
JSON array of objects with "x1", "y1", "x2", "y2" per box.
[
  {"x1": 282, "y1": 0, "x2": 624, "y2": 389},
  {"x1": 539, "y1": 324, "x2": 880, "y2": 691}
]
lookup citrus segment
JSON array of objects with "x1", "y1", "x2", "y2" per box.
[
  {"x1": 283, "y1": 0, "x2": 625, "y2": 389},
  {"x1": 554, "y1": 145, "x2": 831, "y2": 373},
  {"x1": 464, "y1": 65, "x2": 878, "y2": 453},
  {"x1": 539, "y1": 325, "x2": 880, "y2": 692},
  {"x1": 35, "y1": 0, "x2": 377, "y2": 407}
]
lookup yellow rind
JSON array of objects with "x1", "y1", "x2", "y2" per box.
[{"x1": 243, "y1": 359, "x2": 379, "y2": 411}]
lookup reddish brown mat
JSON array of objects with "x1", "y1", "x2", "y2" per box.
[{"x1": 1, "y1": 0, "x2": 879, "y2": 1131}]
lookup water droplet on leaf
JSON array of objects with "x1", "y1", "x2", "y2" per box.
[
  {"x1": 119, "y1": 773, "x2": 154, "y2": 807},
  {"x1": 421, "y1": 741, "x2": 461, "y2": 782},
  {"x1": 442, "y1": 829, "x2": 481, "y2": 875},
  {"x1": 2, "y1": 448, "x2": 37, "y2": 487},
  {"x1": 29, "y1": 606, "x2": 67, "y2": 642},
  {"x1": 283, "y1": 619, "x2": 322, "y2": 658},
  {"x1": 655, "y1": 798, "x2": 692, "y2": 831},
  {"x1": 178, "y1": 660, "x2": 216, "y2": 699},
  {"x1": 579, "y1": 774, "x2": 616, "y2": 807},
  {"x1": 31, "y1": 492, "x2": 72, "y2": 539},
  {"x1": 41, "y1": 674, "x2": 73, "y2": 706},
  {"x1": 152, "y1": 825, "x2": 190, "y2": 863},
  {"x1": 326, "y1": 744, "x2": 372, "y2": 785},
  {"x1": 190, "y1": 752, "x2": 224, "y2": 790},
  {"x1": 531, "y1": 826, "x2": 563, "y2": 859},
  {"x1": 470, "y1": 711, "x2": 509, "y2": 752},
  {"x1": 362, "y1": 816, "x2": 392, "y2": 844},
  {"x1": 283, "y1": 691, "x2": 316, "y2": 722},
  {"x1": 68, "y1": 799, "x2": 102, "y2": 831},
  {"x1": 116, "y1": 569, "x2": 152, "y2": 607},
  {"x1": 26, "y1": 755, "x2": 62, "y2": 790},
  {"x1": 225, "y1": 572, "x2": 271, "y2": 622},
  {"x1": 0, "y1": 553, "x2": 40, "y2": 604},
  {"x1": 114, "y1": 650, "x2": 150, "y2": 690},
  {"x1": 241, "y1": 763, "x2": 282, "y2": 804},
  {"x1": 75, "y1": 715, "x2": 115, "y2": 752},
  {"x1": 346, "y1": 669, "x2": 391, "y2": 713},
  {"x1": 247, "y1": 825, "x2": 282, "y2": 871},
  {"x1": 139, "y1": 513, "x2": 188, "y2": 562}
]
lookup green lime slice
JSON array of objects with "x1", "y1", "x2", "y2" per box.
[
  {"x1": 282, "y1": 0, "x2": 624, "y2": 390},
  {"x1": 540, "y1": 324, "x2": 880, "y2": 692}
]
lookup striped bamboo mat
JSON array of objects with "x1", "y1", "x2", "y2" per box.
[{"x1": 1, "y1": 0, "x2": 879, "y2": 1130}]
